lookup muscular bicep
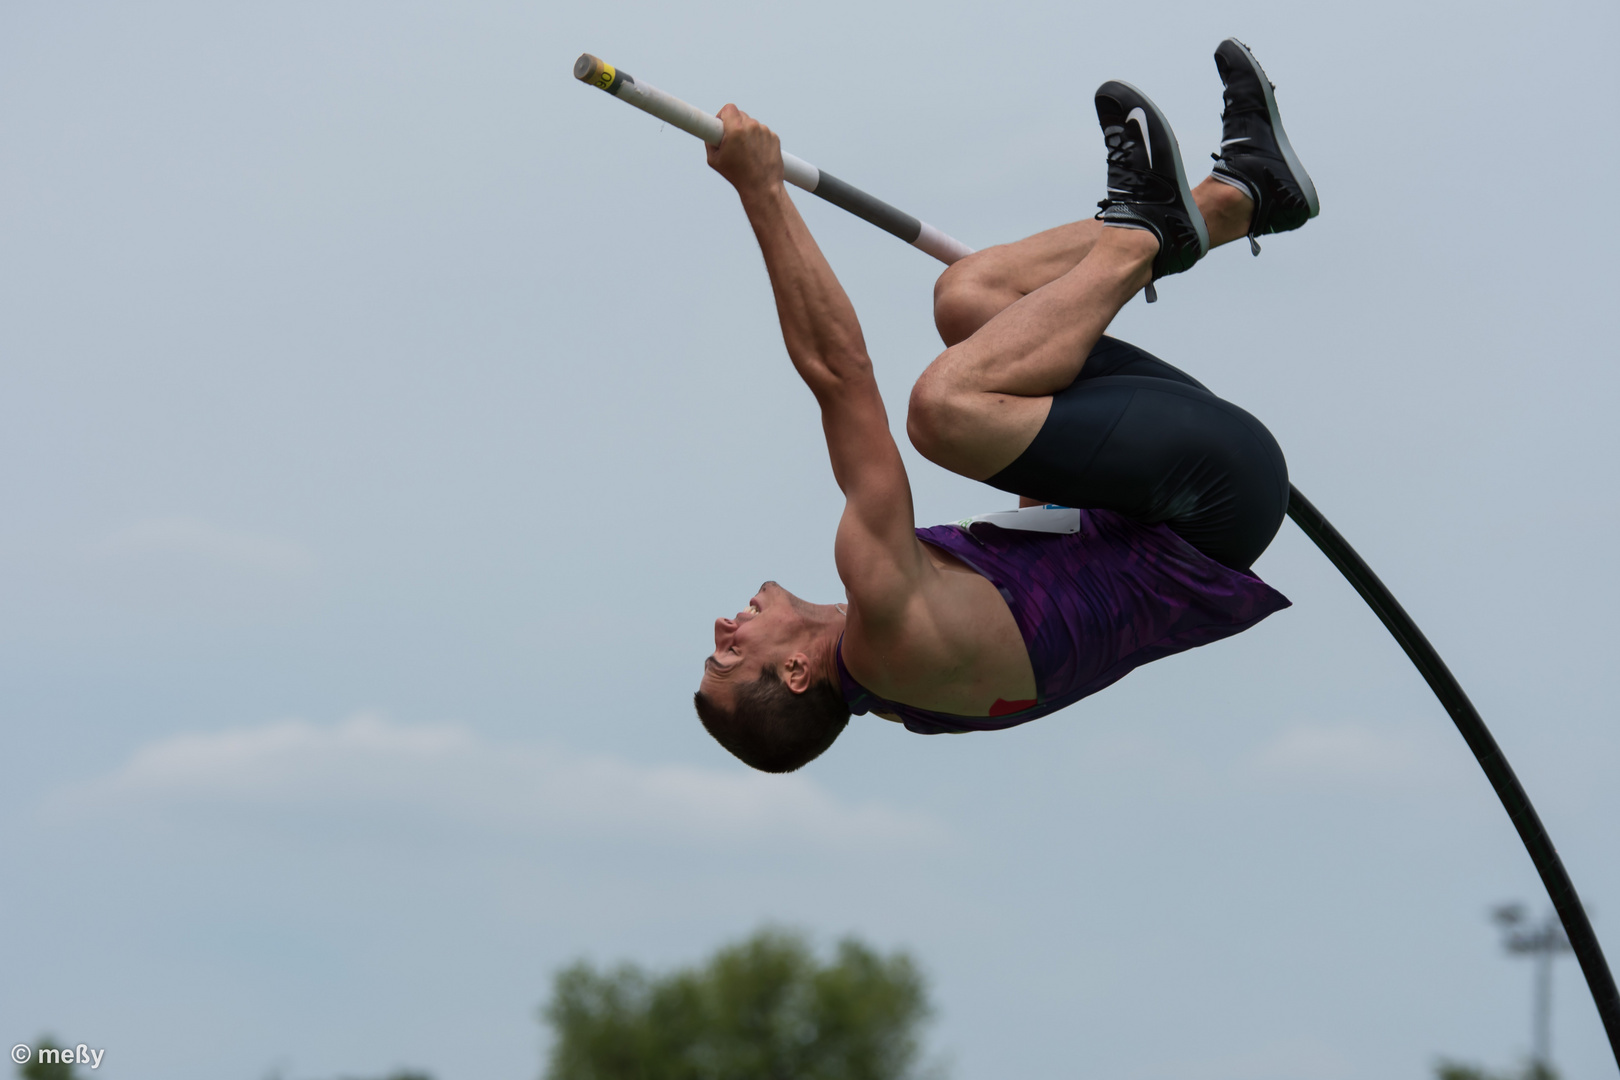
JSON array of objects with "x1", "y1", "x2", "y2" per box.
[{"x1": 821, "y1": 371, "x2": 928, "y2": 616}]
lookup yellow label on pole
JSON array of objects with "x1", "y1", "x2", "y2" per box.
[{"x1": 593, "y1": 63, "x2": 616, "y2": 90}]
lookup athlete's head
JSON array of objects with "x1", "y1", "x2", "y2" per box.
[{"x1": 693, "y1": 581, "x2": 851, "y2": 773}]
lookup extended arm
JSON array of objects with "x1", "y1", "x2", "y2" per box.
[{"x1": 707, "y1": 105, "x2": 924, "y2": 613}]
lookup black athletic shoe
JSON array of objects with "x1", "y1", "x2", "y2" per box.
[
  {"x1": 1094, "y1": 80, "x2": 1208, "y2": 302},
  {"x1": 1210, "y1": 37, "x2": 1320, "y2": 253}
]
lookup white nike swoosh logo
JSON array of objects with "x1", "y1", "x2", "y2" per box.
[
  {"x1": 1221, "y1": 137, "x2": 1250, "y2": 146},
  {"x1": 1126, "y1": 106, "x2": 1153, "y2": 168}
]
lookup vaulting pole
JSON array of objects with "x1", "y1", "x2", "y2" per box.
[
  {"x1": 572, "y1": 54, "x2": 972, "y2": 265},
  {"x1": 572, "y1": 54, "x2": 1620, "y2": 1065},
  {"x1": 1286, "y1": 489, "x2": 1619, "y2": 1064}
]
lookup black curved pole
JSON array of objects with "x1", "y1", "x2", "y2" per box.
[{"x1": 1286, "y1": 485, "x2": 1620, "y2": 1066}]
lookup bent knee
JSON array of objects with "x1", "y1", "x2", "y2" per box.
[
  {"x1": 907, "y1": 362, "x2": 977, "y2": 469},
  {"x1": 932, "y1": 252, "x2": 1009, "y2": 348},
  {"x1": 910, "y1": 356, "x2": 1051, "y2": 481}
]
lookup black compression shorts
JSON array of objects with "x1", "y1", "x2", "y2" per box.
[{"x1": 986, "y1": 336, "x2": 1289, "y2": 570}]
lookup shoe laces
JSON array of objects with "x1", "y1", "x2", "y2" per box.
[
  {"x1": 1101, "y1": 124, "x2": 1153, "y2": 187},
  {"x1": 1219, "y1": 80, "x2": 1276, "y2": 122},
  {"x1": 1104, "y1": 124, "x2": 1140, "y2": 165}
]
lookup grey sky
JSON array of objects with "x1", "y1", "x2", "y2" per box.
[{"x1": 2, "y1": 2, "x2": 1617, "y2": 1078}]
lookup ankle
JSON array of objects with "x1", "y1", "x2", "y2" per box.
[
  {"x1": 1094, "y1": 224, "x2": 1161, "y2": 264},
  {"x1": 1194, "y1": 177, "x2": 1254, "y2": 247}
]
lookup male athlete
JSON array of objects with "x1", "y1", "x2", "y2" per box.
[{"x1": 694, "y1": 40, "x2": 1318, "y2": 771}]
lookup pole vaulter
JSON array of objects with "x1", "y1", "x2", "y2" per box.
[{"x1": 573, "y1": 52, "x2": 1620, "y2": 1064}]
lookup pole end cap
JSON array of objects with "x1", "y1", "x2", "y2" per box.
[{"x1": 574, "y1": 53, "x2": 624, "y2": 93}]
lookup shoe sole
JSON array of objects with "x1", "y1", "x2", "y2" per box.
[
  {"x1": 1103, "y1": 79, "x2": 1211, "y2": 259},
  {"x1": 1220, "y1": 38, "x2": 1320, "y2": 218}
]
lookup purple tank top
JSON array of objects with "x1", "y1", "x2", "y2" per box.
[{"x1": 836, "y1": 509, "x2": 1290, "y2": 734}]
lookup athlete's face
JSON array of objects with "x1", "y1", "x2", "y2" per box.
[{"x1": 698, "y1": 581, "x2": 811, "y2": 701}]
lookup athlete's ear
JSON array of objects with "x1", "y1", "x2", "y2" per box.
[{"x1": 782, "y1": 653, "x2": 812, "y2": 694}]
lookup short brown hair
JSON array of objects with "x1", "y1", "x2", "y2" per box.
[{"x1": 693, "y1": 666, "x2": 851, "y2": 773}]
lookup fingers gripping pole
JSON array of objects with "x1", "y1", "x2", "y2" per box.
[{"x1": 573, "y1": 54, "x2": 974, "y2": 265}]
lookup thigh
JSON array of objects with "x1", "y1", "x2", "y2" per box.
[
  {"x1": 910, "y1": 336, "x2": 1204, "y2": 482},
  {"x1": 1076, "y1": 335, "x2": 1208, "y2": 388},
  {"x1": 985, "y1": 370, "x2": 1289, "y2": 569}
]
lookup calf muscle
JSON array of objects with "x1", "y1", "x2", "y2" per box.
[{"x1": 909, "y1": 228, "x2": 1156, "y2": 479}]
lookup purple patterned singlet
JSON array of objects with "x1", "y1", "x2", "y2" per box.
[{"x1": 835, "y1": 509, "x2": 1290, "y2": 734}]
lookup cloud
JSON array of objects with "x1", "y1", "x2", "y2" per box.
[
  {"x1": 1247, "y1": 722, "x2": 1459, "y2": 787},
  {"x1": 51, "y1": 714, "x2": 942, "y2": 850},
  {"x1": 92, "y1": 516, "x2": 314, "y2": 577}
]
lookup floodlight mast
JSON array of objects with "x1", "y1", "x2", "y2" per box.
[
  {"x1": 1495, "y1": 904, "x2": 1576, "y2": 1072},
  {"x1": 573, "y1": 54, "x2": 1620, "y2": 1066}
]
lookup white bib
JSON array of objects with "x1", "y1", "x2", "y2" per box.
[{"x1": 955, "y1": 504, "x2": 1081, "y2": 535}]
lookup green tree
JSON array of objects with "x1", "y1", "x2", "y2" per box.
[
  {"x1": 541, "y1": 927, "x2": 935, "y2": 1080},
  {"x1": 16, "y1": 1038, "x2": 78, "y2": 1080},
  {"x1": 1435, "y1": 1060, "x2": 1558, "y2": 1080}
]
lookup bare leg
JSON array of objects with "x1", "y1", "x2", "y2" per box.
[
  {"x1": 909, "y1": 228, "x2": 1155, "y2": 478},
  {"x1": 933, "y1": 219, "x2": 1105, "y2": 348},
  {"x1": 934, "y1": 178, "x2": 1254, "y2": 346},
  {"x1": 909, "y1": 179, "x2": 1253, "y2": 480}
]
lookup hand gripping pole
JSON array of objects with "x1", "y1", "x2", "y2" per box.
[
  {"x1": 573, "y1": 53, "x2": 1620, "y2": 1066},
  {"x1": 573, "y1": 54, "x2": 972, "y2": 265}
]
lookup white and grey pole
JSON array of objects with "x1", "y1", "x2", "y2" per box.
[{"x1": 572, "y1": 54, "x2": 973, "y2": 266}]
